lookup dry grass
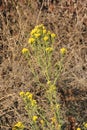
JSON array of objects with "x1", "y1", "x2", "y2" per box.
[{"x1": 0, "y1": 0, "x2": 87, "y2": 129}]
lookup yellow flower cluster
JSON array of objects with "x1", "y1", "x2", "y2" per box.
[
  {"x1": 28, "y1": 24, "x2": 56, "y2": 45},
  {"x1": 51, "y1": 117, "x2": 56, "y2": 124},
  {"x1": 47, "y1": 85, "x2": 56, "y2": 97},
  {"x1": 60, "y1": 48, "x2": 67, "y2": 56},
  {"x1": 49, "y1": 85, "x2": 56, "y2": 92},
  {"x1": 22, "y1": 48, "x2": 29, "y2": 54},
  {"x1": 32, "y1": 116, "x2": 38, "y2": 122},
  {"x1": 20, "y1": 91, "x2": 37, "y2": 107},
  {"x1": 28, "y1": 37, "x2": 35, "y2": 44},
  {"x1": 44, "y1": 36, "x2": 49, "y2": 41},
  {"x1": 51, "y1": 33, "x2": 56, "y2": 38},
  {"x1": 77, "y1": 128, "x2": 81, "y2": 130},
  {"x1": 47, "y1": 80, "x2": 51, "y2": 85},
  {"x1": 43, "y1": 29, "x2": 46, "y2": 34},
  {"x1": 56, "y1": 104, "x2": 60, "y2": 109},
  {"x1": 12, "y1": 122, "x2": 24, "y2": 130}
]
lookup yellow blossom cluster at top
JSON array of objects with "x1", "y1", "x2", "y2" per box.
[
  {"x1": 28, "y1": 24, "x2": 56, "y2": 45},
  {"x1": 20, "y1": 91, "x2": 37, "y2": 107}
]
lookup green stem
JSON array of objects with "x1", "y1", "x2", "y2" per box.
[{"x1": 53, "y1": 57, "x2": 64, "y2": 85}]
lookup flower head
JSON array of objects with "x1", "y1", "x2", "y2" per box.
[
  {"x1": 56, "y1": 104, "x2": 60, "y2": 109},
  {"x1": 25, "y1": 92, "x2": 30, "y2": 96},
  {"x1": 40, "y1": 120, "x2": 44, "y2": 125},
  {"x1": 28, "y1": 93, "x2": 33, "y2": 100},
  {"x1": 51, "y1": 117, "x2": 56, "y2": 124},
  {"x1": 47, "y1": 31, "x2": 51, "y2": 35},
  {"x1": 50, "y1": 85, "x2": 56, "y2": 92},
  {"x1": 25, "y1": 92, "x2": 33, "y2": 100},
  {"x1": 22, "y1": 48, "x2": 29, "y2": 54},
  {"x1": 31, "y1": 99, "x2": 37, "y2": 106},
  {"x1": 58, "y1": 124, "x2": 61, "y2": 129},
  {"x1": 60, "y1": 48, "x2": 67, "y2": 56},
  {"x1": 34, "y1": 33, "x2": 41, "y2": 38},
  {"x1": 46, "y1": 47, "x2": 53, "y2": 53},
  {"x1": 44, "y1": 36, "x2": 49, "y2": 41},
  {"x1": 77, "y1": 128, "x2": 81, "y2": 130},
  {"x1": 19, "y1": 91, "x2": 25, "y2": 97},
  {"x1": 13, "y1": 122, "x2": 24, "y2": 130},
  {"x1": 47, "y1": 80, "x2": 51, "y2": 85},
  {"x1": 30, "y1": 29, "x2": 37, "y2": 35},
  {"x1": 28, "y1": 38, "x2": 35, "y2": 44},
  {"x1": 43, "y1": 29, "x2": 46, "y2": 34},
  {"x1": 51, "y1": 33, "x2": 56, "y2": 38},
  {"x1": 32, "y1": 116, "x2": 38, "y2": 122}
]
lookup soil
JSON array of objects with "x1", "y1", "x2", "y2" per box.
[{"x1": 0, "y1": 0, "x2": 87, "y2": 130}]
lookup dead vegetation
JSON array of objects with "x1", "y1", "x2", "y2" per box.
[{"x1": 0, "y1": 0, "x2": 87, "y2": 130}]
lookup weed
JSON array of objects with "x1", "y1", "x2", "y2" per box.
[{"x1": 13, "y1": 24, "x2": 67, "y2": 130}]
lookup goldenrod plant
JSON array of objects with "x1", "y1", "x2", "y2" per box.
[
  {"x1": 14, "y1": 24, "x2": 67, "y2": 130},
  {"x1": 22, "y1": 24, "x2": 66, "y2": 86}
]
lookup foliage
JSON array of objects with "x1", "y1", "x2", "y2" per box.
[{"x1": 13, "y1": 24, "x2": 67, "y2": 130}]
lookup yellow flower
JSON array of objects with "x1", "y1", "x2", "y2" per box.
[
  {"x1": 47, "y1": 80, "x2": 51, "y2": 85},
  {"x1": 44, "y1": 36, "x2": 49, "y2": 41},
  {"x1": 83, "y1": 122, "x2": 87, "y2": 128},
  {"x1": 19, "y1": 91, "x2": 25, "y2": 97},
  {"x1": 13, "y1": 122, "x2": 24, "y2": 130},
  {"x1": 58, "y1": 124, "x2": 61, "y2": 129},
  {"x1": 56, "y1": 104, "x2": 60, "y2": 109},
  {"x1": 46, "y1": 47, "x2": 53, "y2": 53},
  {"x1": 50, "y1": 85, "x2": 56, "y2": 91},
  {"x1": 38, "y1": 24, "x2": 45, "y2": 29},
  {"x1": 43, "y1": 29, "x2": 46, "y2": 34},
  {"x1": 40, "y1": 120, "x2": 44, "y2": 125},
  {"x1": 25, "y1": 92, "x2": 33, "y2": 100},
  {"x1": 28, "y1": 38, "x2": 35, "y2": 44},
  {"x1": 28, "y1": 93, "x2": 33, "y2": 100},
  {"x1": 32, "y1": 116, "x2": 38, "y2": 122},
  {"x1": 51, "y1": 33, "x2": 56, "y2": 38},
  {"x1": 34, "y1": 33, "x2": 41, "y2": 38},
  {"x1": 31, "y1": 99, "x2": 37, "y2": 106},
  {"x1": 47, "y1": 31, "x2": 51, "y2": 35},
  {"x1": 30, "y1": 29, "x2": 37, "y2": 35},
  {"x1": 35, "y1": 25, "x2": 39, "y2": 29},
  {"x1": 51, "y1": 117, "x2": 56, "y2": 124},
  {"x1": 60, "y1": 48, "x2": 67, "y2": 56},
  {"x1": 22, "y1": 48, "x2": 29, "y2": 54},
  {"x1": 25, "y1": 92, "x2": 30, "y2": 96},
  {"x1": 77, "y1": 128, "x2": 81, "y2": 130}
]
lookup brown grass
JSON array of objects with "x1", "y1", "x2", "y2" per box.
[{"x1": 0, "y1": 0, "x2": 87, "y2": 129}]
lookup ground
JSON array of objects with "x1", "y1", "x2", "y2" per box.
[{"x1": 0, "y1": 0, "x2": 87, "y2": 130}]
